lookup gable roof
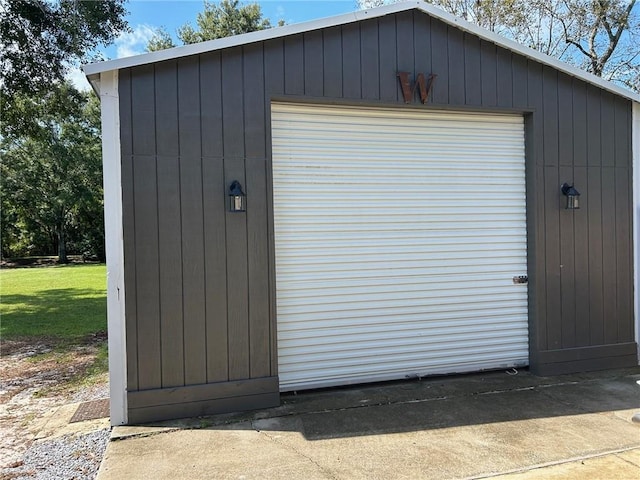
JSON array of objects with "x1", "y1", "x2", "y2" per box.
[{"x1": 83, "y1": 0, "x2": 640, "y2": 103}]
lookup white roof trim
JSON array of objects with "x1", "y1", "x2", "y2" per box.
[{"x1": 83, "y1": 0, "x2": 640, "y2": 103}]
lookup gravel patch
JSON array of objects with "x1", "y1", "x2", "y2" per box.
[{"x1": 2, "y1": 428, "x2": 110, "y2": 480}]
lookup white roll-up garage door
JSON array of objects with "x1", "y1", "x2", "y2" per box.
[{"x1": 271, "y1": 102, "x2": 528, "y2": 391}]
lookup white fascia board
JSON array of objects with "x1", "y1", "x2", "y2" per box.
[
  {"x1": 100, "y1": 70, "x2": 128, "y2": 426},
  {"x1": 634, "y1": 102, "x2": 640, "y2": 361},
  {"x1": 83, "y1": 1, "x2": 640, "y2": 103}
]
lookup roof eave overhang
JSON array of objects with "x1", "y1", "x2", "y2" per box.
[{"x1": 83, "y1": 0, "x2": 640, "y2": 103}]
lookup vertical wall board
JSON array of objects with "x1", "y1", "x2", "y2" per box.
[
  {"x1": 264, "y1": 39, "x2": 285, "y2": 96},
  {"x1": 130, "y1": 65, "x2": 156, "y2": 156},
  {"x1": 323, "y1": 26, "x2": 343, "y2": 98},
  {"x1": 615, "y1": 98, "x2": 631, "y2": 168},
  {"x1": 200, "y1": 52, "x2": 224, "y2": 158},
  {"x1": 412, "y1": 14, "x2": 431, "y2": 91},
  {"x1": 600, "y1": 92, "x2": 615, "y2": 167},
  {"x1": 430, "y1": 18, "x2": 448, "y2": 104},
  {"x1": 264, "y1": 119, "x2": 278, "y2": 377},
  {"x1": 221, "y1": 49, "x2": 245, "y2": 158},
  {"x1": 133, "y1": 155, "x2": 162, "y2": 390},
  {"x1": 180, "y1": 155, "x2": 207, "y2": 385},
  {"x1": 496, "y1": 48, "x2": 512, "y2": 108},
  {"x1": 225, "y1": 160, "x2": 250, "y2": 380},
  {"x1": 526, "y1": 61, "x2": 544, "y2": 165},
  {"x1": 304, "y1": 30, "x2": 323, "y2": 97},
  {"x1": 586, "y1": 85, "x2": 602, "y2": 167},
  {"x1": 178, "y1": 57, "x2": 207, "y2": 385},
  {"x1": 119, "y1": 69, "x2": 133, "y2": 156},
  {"x1": 202, "y1": 156, "x2": 229, "y2": 383},
  {"x1": 573, "y1": 166, "x2": 590, "y2": 346},
  {"x1": 263, "y1": 38, "x2": 283, "y2": 377},
  {"x1": 360, "y1": 19, "x2": 380, "y2": 100},
  {"x1": 527, "y1": 61, "x2": 546, "y2": 352},
  {"x1": 511, "y1": 55, "x2": 528, "y2": 108},
  {"x1": 154, "y1": 61, "x2": 179, "y2": 157},
  {"x1": 587, "y1": 166, "x2": 604, "y2": 345},
  {"x1": 247, "y1": 157, "x2": 271, "y2": 378},
  {"x1": 601, "y1": 167, "x2": 618, "y2": 344},
  {"x1": 542, "y1": 67, "x2": 559, "y2": 167},
  {"x1": 557, "y1": 74, "x2": 573, "y2": 167},
  {"x1": 378, "y1": 15, "x2": 398, "y2": 102},
  {"x1": 284, "y1": 35, "x2": 304, "y2": 95},
  {"x1": 615, "y1": 167, "x2": 632, "y2": 341},
  {"x1": 525, "y1": 114, "x2": 541, "y2": 362},
  {"x1": 395, "y1": 11, "x2": 414, "y2": 74},
  {"x1": 342, "y1": 23, "x2": 361, "y2": 99},
  {"x1": 463, "y1": 33, "x2": 481, "y2": 106},
  {"x1": 559, "y1": 165, "x2": 576, "y2": 348},
  {"x1": 572, "y1": 80, "x2": 587, "y2": 167},
  {"x1": 544, "y1": 165, "x2": 562, "y2": 350},
  {"x1": 447, "y1": 26, "x2": 464, "y2": 105},
  {"x1": 533, "y1": 162, "x2": 547, "y2": 352},
  {"x1": 156, "y1": 155, "x2": 185, "y2": 388},
  {"x1": 178, "y1": 56, "x2": 201, "y2": 157},
  {"x1": 121, "y1": 154, "x2": 138, "y2": 391},
  {"x1": 480, "y1": 40, "x2": 497, "y2": 107},
  {"x1": 243, "y1": 44, "x2": 266, "y2": 159}
]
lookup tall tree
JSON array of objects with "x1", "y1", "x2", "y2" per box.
[
  {"x1": 0, "y1": 0, "x2": 128, "y2": 99},
  {"x1": 146, "y1": 0, "x2": 281, "y2": 52},
  {"x1": 178, "y1": 0, "x2": 271, "y2": 44},
  {"x1": 146, "y1": 26, "x2": 176, "y2": 52},
  {"x1": 0, "y1": 83, "x2": 104, "y2": 262}
]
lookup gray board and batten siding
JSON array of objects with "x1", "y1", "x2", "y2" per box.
[{"x1": 116, "y1": 9, "x2": 636, "y2": 423}]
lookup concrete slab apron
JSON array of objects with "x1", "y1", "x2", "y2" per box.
[{"x1": 97, "y1": 377, "x2": 640, "y2": 480}]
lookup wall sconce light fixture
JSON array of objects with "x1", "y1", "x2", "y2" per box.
[
  {"x1": 229, "y1": 180, "x2": 246, "y2": 212},
  {"x1": 561, "y1": 183, "x2": 580, "y2": 210}
]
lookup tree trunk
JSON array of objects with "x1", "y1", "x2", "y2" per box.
[{"x1": 57, "y1": 227, "x2": 68, "y2": 264}]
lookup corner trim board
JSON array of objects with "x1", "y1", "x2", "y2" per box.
[
  {"x1": 100, "y1": 69, "x2": 128, "y2": 426},
  {"x1": 634, "y1": 101, "x2": 640, "y2": 363}
]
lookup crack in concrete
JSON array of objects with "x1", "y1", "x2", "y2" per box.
[
  {"x1": 615, "y1": 451, "x2": 640, "y2": 469},
  {"x1": 466, "y1": 446, "x2": 640, "y2": 479},
  {"x1": 251, "y1": 420, "x2": 338, "y2": 480}
]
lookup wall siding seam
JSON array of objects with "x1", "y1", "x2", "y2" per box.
[
  {"x1": 127, "y1": 71, "x2": 141, "y2": 393},
  {"x1": 198, "y1": 54, "x2": 209, "y2": 382},
  {"x1": 151, "y1": 65, "x2": 164, "y2": 388},
  {"x1": 240, "y1": 47, "x2": 252, "y2": 378}
]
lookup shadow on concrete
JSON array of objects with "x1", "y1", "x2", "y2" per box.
[{"x1": 139, "y1": 368, "x2": 640, "y2": 441}]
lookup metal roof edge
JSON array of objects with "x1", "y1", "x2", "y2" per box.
[{"x1": 83, "y1": 0, "x2": 640, "y2": 103}]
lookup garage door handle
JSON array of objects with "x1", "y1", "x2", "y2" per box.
[{"x1": 513, "y1": 275, "x2": 528, "y2": 284}]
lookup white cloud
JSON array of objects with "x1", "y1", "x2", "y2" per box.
[
  {"x1": 114, "y1": 24, "x2": 157, "y2": 58},
  {"x1": 65, "y1": 66, "x2": 92, "y2": 92}
]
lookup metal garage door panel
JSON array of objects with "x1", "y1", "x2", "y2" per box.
[{"x1": 271, "y1": 103, "x2": 528, "y2": 391}]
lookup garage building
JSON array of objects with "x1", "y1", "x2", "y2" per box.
[{"x1": 84, "y1": 1, "x2": 640, "y2": 425}]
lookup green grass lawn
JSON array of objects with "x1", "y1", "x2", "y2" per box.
[{"x1": 0, "y1": 264, "x2": 107, "y2": 340}]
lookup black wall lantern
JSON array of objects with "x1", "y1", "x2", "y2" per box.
[
  {"x1": 229, "y1": 180, "x2": 246, "y2": 212},
  {"x1": 561, "y1": 183, "x2": 580, "y2": 210}
]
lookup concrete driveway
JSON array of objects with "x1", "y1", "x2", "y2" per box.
[{"x1": 97, "y1": 368, "x2": 640, "y2": 479}]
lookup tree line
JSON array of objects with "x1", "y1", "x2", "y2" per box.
[{"x1": 1, "y1": 1, "x2": 638, "y2": 263}]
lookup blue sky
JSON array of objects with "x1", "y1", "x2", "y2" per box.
[{"x1": 72, "y1": 1, "x2": 358, "y2": 88}]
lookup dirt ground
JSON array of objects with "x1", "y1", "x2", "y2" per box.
[{"x1": 0, "y1": 334, "x2": 109, "y2": 470}]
